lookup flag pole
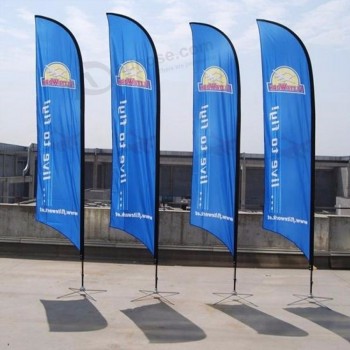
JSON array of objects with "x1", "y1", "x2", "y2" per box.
[
  {"x1": 69, "y1": 20, "x2": 85, "y2": 292},
  {"x1": 199, "y1": 24, "x2": 253, "y2": 305},
  {"x1": 224, "y1": 48, "x2": 255, "y2": 305},
  {"x1": 153, "y1": 50, "x2": 160, "y2": 293},
  {"x1": 308, "y1": 38, "x2": 316, "y2": 298},
  {"x1": 79, "y1": 47, "x2": 106, "y2": 302},
  {"x1": 273, "y1": 20, "x2": 331, "y2": 306},
  {"x1": 79, "y1": 49, "x2": 85, "y2": 292},
  {"x1": 38, "y1": 16, "x2": 85, "y2": 298},
  {"x1": 233, "y1": 257, "x2": 237, "y2": 293},
  {"x1": 128, "y1": 18, "x2": 178, "y2": 304},
  {"x1": 232, "y1": 41, "x2": 241, "y2": 294},
  {"x1": 308, "y1": 120, "x2": 315, "y2": 298},
  {"x1": 36, "y1": 16, "x2": 105, "y2": 300}
]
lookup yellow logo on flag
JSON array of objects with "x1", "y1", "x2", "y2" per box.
[
  {"x1": 41, "y1": 62, "x2": 76, "y2": 89},
  {"x1": 198, "y1": 66, "x2": 233, "y2": 93},
  {"x1": 268, "y1": 66, "x2": 305, "y2": 94},
  {"x1": 117, "y1": 61, "x2": 151, "y2": 89}
]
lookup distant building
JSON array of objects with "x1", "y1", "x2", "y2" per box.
[{"x1": 1, "y1": 142, "x2": 349, "y2": 214}]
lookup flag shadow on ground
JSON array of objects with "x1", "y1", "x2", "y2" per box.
[
  {"x1": 41, "y1": 299, "x2": 108, "y2": 332},
  {"x1": 212, "y1": 303, "x2": 308, "y2": 337},
  {"x1": 285, "y1": 306, "x2": 350, "y2": 343},
  {"x1": 121, "y1": 301, "x2": 206, "y2": 343}
]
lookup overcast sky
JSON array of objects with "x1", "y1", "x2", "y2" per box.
[{"x1": 1, "y1": 0, "x2": 349, "y2": 156}]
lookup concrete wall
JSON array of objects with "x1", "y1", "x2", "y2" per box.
[
  {"x1": 336, "y1": 197, "x2": 350, "y2": 216},
  {"x1": 337, "y1": 166, "x2": 349, "y2": 197},
  {"x1": 329, "y1": 215, "x2": 350, "y2": 252},
  {"x1": 1, "y1": 204, "x2": 349, "y2": 268}
]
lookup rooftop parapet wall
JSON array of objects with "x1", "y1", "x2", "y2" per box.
[{"x1": 0, "y1": 204, "x2": 348, "y2": 267}]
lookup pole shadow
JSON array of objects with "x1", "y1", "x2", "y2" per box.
[
  {"x1": 211, "y1": 303, "x2": 308, "y2": 337},
  {"x1": 285, "y1": 306, "x2": 350, "y2": 342},
  {"x1": 121, "y1": 301, "x2": 206, "y2": 343},
  {"x1": 41, "y1": 299, "x2": 108, "y2": 332}
]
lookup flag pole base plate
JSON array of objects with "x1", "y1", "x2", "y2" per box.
[
  {"x1": 213, "y1": 291, "x2": 257, "y2": 307},
  {"x1": 57, "y1": 286, "x2": 107, "y2": 302},
  {"x1": 288, "y1": 293, "x2": 333, "y2": 307},
  {"x1": 131, "y1": 289, "x2": 179, "y2": 305}
]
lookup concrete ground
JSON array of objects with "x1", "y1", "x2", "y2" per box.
[{"x1": 1, "y1": 257, "x2": 349, "y2": 350}]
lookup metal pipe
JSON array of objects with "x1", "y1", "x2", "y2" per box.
[{"x1": 22, "y1": 143, "x2": 34, "y2": 176}]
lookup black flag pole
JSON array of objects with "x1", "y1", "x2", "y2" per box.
[
  {"x1": 232, "y1": 50, "x2": 241, "y2": 295},
  {"x1": 79, "y1": 43, "x2": 86, "y2": 292},
  {"x1": 52, "y1": 19, "x2": 105, "y2": 300},
  {"x1": 208, "y1": 26, "x2": 254, "y2": 306},
  {"x1": 130, "y1": 21, "x2": 178, "y2": 304},
  {"x1": 150, "y1": 86, "x2": 178, "y2": 303},
  {"x1": 153, "y1": 106, "x2": 161, "y2": 294},
  {"x1": 306, "y1": 26, "x2": 316, "y2": 299},
  {"x1": 281, "y1": 22, "x2": 331, "y2": 306},
  {"x1": 288, "y1": 125, "x2": 330, "y2": 306},
  {"x1": 34, "y1": 16, "x2": 99, "y2": 301},
  {"x1": 212, "y1": 143, "x2": 255, "y2": 308},
  {"x1": 131, "y1": 124, "x2": 178, "y2": 304},
  {"x1": 68, "y1": 85, "x2": 106, "y2": 300},
  {"x1": 230, "y1": 56, "x2": 243, "y2": 298},
  {"x1": 153, "y1": 73, "x2": 161, "y2": 294},
  {"x1": 309, "y1": 84, "x2": 316, "y2": 298}
]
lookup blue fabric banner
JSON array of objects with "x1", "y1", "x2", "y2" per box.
[
  {"x1": 35, "y1": 16, "x2": 83, "y2": 250},
  {"x1": 257, "y1": 20, "x2": 315, "y2": 261},
  {"x1": 107, "y1": 14, "x2": 159, "y2": 256},
  {"x1": 190, "y1": 23, "x2": 240, "y2": 255}
]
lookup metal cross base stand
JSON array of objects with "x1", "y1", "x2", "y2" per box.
[
  {"x1": 57, "y1": 286, "x2": 107, "y2": 302},
  {"x1": 131, "y1": 289, "x2": 179, "y2": 305},
  {"x1": 213, "y1": 291, "x2": 257, "y2": 307},
  {"x1": 288, "y1": 293, "x2": 333, "y2": 307}
]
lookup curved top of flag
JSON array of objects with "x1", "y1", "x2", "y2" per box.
[
  {"x1": 35, "y1": 16, "x2": 84, "y2": 251},
  {"x1": 189, "y1": 22, "x2": 241, "y2": 256},
  {"x1": 257, "y1": 19, "x2": 315, "y2": 262},
  {"x1": 107, "y1": 14, "x2": 160, "y2": 256}
]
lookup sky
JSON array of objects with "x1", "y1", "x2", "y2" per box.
[{"x1": 1, "y1": 0, "x2": 349, "y2": 156}]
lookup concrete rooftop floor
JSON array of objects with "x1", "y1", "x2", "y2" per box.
[{"x1": 1, "y1": 257, "x2": 350, "y2": 350}]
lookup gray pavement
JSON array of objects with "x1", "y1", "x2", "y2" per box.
[{"x1": 1, "y1": 257, "x2": 350, "y2": 350}]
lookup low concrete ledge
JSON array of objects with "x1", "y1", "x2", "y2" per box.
[
  {"x1": 1, "y1": 204, "x2": 349, "y2": 269},
  {"x1": 329, "y1": 251, "x2": 350, "y2": 269},
  {"x1": 0, "y1": 238, "x2": 341, "y2": 269}
]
